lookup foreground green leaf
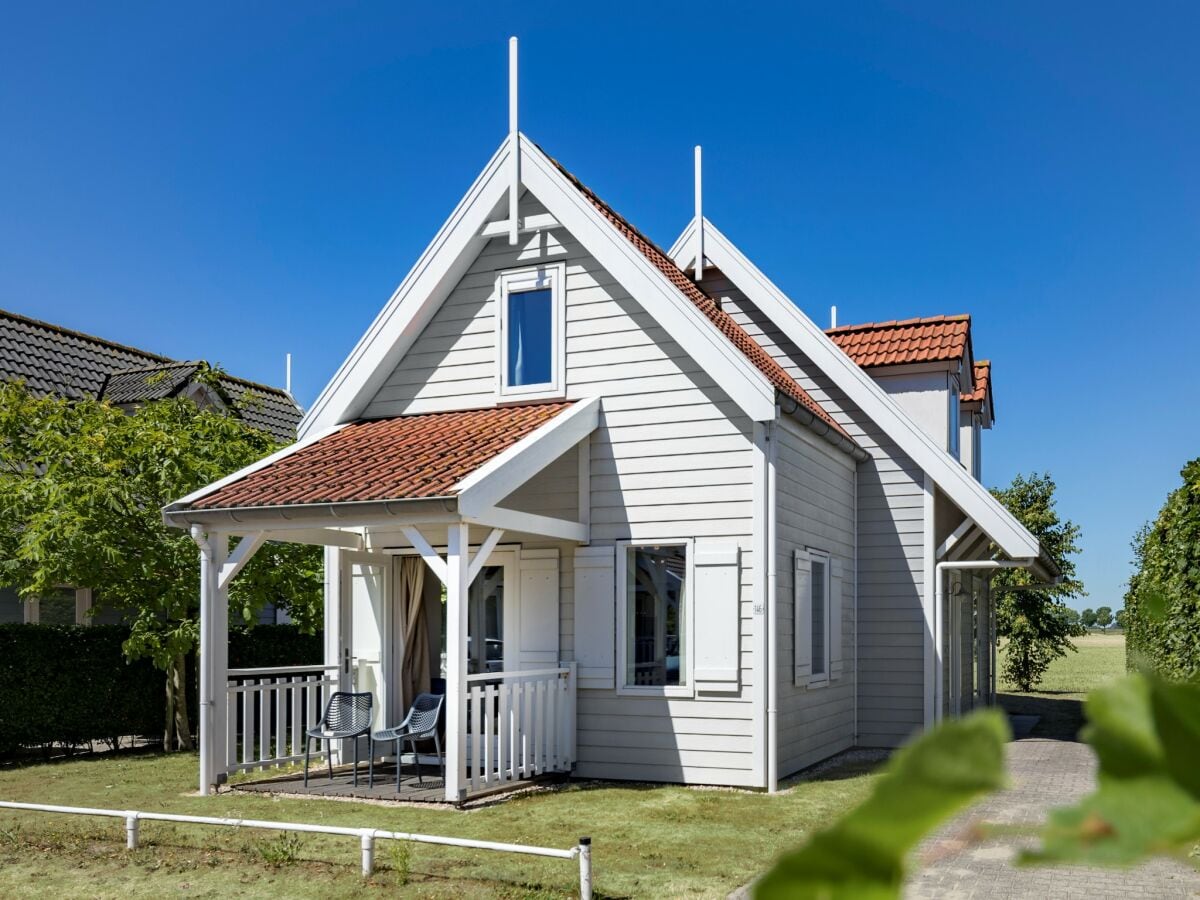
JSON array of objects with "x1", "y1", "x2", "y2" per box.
[
  {"x1": 755, "y1": 710, "x2": 1009, "y2": 899},
  {"x1": 1024, "y1": 672, "x2": 1200, "y2": 868}
]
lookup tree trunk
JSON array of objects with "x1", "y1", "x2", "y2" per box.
[
  {"x1": 173, "y1": 653, "x2": 194, "y2": 751},
  {"x1": 162, "y1": 654, "x2": 194, "y2": 751}
]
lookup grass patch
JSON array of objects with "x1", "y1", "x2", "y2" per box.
[
  {"x1": 998, "y1": 633, "x2": 1127, "y2": 741},
  {"x1": 0, "y1": 750, "x2": 877, "y2": 897}
]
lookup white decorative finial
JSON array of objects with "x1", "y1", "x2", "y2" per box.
[
  {"x1": 508, "y1": 37, "x2": 520, "y2": 246},
  {"x1": 285, "y1": 353, "x2": 292, "y2": 395},
  {"x1": 831, "y1": 306, "x2": 838, "y2": 329},
  {"x1": 694, "y1": 145, "x2": 704, "y2": 281}
]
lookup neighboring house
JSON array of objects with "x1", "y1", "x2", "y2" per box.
[
  {"x1": 0, "y1": 308, "x2": 302, "y2": 626},
  {"x1": 165, "y1": 131, "x2": 1055, "y2": 801}
]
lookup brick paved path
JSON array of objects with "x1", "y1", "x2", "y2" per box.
[{"x1": 905, "y1": 736, "x2": 1200, "y2": 898}]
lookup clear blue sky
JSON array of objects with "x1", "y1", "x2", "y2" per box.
[{"x1": 2, "y1": 2, "x2": 1197, "y2": 610}]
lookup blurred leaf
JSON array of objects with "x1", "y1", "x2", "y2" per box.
[
  {"x1": 1023, "y1": 673, "x2": 1200, "y2": 868},
  {"x1": 755, "y1": 710, "x2": 1009, "y2": 899}
]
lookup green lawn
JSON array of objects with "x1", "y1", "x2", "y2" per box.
[
  {"x1": 0, "y1": 751, "x2": 878, "y2": 898},
  {"x1": 997, "y1": 632, "x2": 1127, "y2": 740},
  {"x1": 999, "y1": 632, "x2": 1126, "y2": 695}
]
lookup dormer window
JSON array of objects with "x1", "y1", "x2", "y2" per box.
[{"x1": 497, "y1": 263, "x2": 565, "y2": 400}]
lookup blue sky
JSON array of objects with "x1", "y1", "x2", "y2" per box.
[{"x1": 2, "y1": 2, "x2": 1197, "y2": 609}]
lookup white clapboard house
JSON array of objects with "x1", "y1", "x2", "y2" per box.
[{"x1": 164, "y1": 43, "x2": 1056, "y2": 802}]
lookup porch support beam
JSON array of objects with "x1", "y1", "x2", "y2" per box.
[
  {"x1": 399, "y1": 526, "x2": 449, "y2": 585},
  {"x1": 218, "y1": 532, "x2": 266, "y2": 592},
  {"x1": 479, "y1": 212, "x2": 559, "y2": 238},
  {"x1": 948, "y1": 527, "x2": 988, "y2": 562},
  {"x1": 936, "y1": 518, "x2": 975, "y2": 560},
  {"x1": 260, "y1": 528, "x2": 364, "y2": 550},
  {"x1": 193, "y1": 526, "x2": 229, "y2": 796},
  {"x1": 444, "y1": 522, "x2": 470, "y2": 803},
  {"x1": 468, "y1": 528, "x2": 505, "y2": 584},
  {"x1": 464, "y1": 507, "x2": 588, "y2": 543}
]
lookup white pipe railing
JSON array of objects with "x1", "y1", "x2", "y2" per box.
[
  {"x1": 0, "y1": 800, "x2": 592, "y2": 895},
  {"x1": 226, "y1": 665, "x2": 338, "y2": 773},
  {"x1": 464, "y1": 663, "x2": 576, "y2": 793}
]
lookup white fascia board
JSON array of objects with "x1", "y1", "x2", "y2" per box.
[
  {"x1": 163, "y1": 422, "x2": 349, "y2": 516},
  {"x1": 455, "y1": 395, "x2": 600, "y2": 517},
  {"x1": 298, "y1": 141, "x2": 512, "y2": 438},
  {"x1": 520, "y1": 140, "x2": 777, "y2": 422},
  {"x1": 669, "y1": 217, "x2": 1040, "y2": 560}
]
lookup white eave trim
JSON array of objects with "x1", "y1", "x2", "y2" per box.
[
  {"x1": 456, "y1": 396, "x2": 600, "y2": 516},
  {"x1": 669, "y1": 217, "x2": 1040, "y2": 559}
]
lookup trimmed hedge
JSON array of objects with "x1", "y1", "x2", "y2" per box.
[
  {"x1": 0, "y1": 624, "x2": 324, "y2": 756},
  {"x1": 0, "y1": 624, "x2": 162, "y2": 754},
  {"x1": 230, "y1": 624, "x2": 324, "y2": 669}
]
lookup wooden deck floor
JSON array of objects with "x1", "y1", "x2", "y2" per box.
[{"x1": 231, "y1": 762, "x2": 562, "y2": 805}]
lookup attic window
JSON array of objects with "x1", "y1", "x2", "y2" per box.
[{"x1": 497, "y1": 264, "x2": 566, "y2": 400}]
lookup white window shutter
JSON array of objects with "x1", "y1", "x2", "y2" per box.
[
  {"x1": 573, "y1": 546, "x2": 615, "y2": 689},
  {"x1": 830, "y1": 557, "x2": 844, "y2": 680},
  {"x1": 694, "y1": 541, "x2": 741, "y2": 692},
  {"x1": 794, "y1": 550, "x2": 813, "y2": 685},
  {"x1": 519, "y1": 549, "x2": 559, "y2": 669}
]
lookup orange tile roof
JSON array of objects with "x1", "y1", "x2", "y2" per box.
[
  {"x1": 185, "y1": 402, "x2": 573, "y2": 510},
  {"x1": 826, "y1": 315, "x2": 971, "y2": 368},
  {"x1": 961, "y1": 360, "x2": 991, "y2": 404},
  {"x1": 546, "y1": 154, "x2": 856, "y2": 446}
]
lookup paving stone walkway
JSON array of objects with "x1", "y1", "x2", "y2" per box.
[{"x1": 905, "y1": 735, "x2": 1200, "y2": 898}]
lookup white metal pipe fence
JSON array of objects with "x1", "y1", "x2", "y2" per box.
[{"x1": 0, "y1": 800, "x2": 593, "y2": 896}]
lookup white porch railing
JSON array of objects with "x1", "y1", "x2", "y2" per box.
[
  {"x1": 464, "y1": 663, "x2": 576, "y2": 793},
  {"x1": 226, "y1": 665, "x2": 338, "y2": 773}
]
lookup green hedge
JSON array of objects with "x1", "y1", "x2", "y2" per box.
[
  {"x1": 0, "y1": 624, "x2": 324, "y2": 756},
  {"x1": 0, "y1": 624, "x2": 162, "y2": 754}
]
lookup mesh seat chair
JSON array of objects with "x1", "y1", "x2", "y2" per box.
[
  {"x1": 304, "y1": 691, "x2": 374, "y2": 788},
  {"x1": 373, "y1": 693, "x2": 445, "y2": 791}
]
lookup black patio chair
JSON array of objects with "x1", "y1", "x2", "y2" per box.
[
  {"x1": 304, "y1": 691, "x2": 374, "y2": 788},
  {"x1": 373, "y1": 692, "x2": 445, "y2": 791}
]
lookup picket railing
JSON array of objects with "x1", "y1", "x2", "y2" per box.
[
  {"x1": 464, "y1": 663, "x2": 576, "y2": 793},
  {"x1": 226, "y1": 665, "x2": 338, "y2": 773}
]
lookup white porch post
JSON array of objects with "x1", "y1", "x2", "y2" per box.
[
  {"x1": 323, "y1": 546, "x2": 347, "y2": 763},
  {"x1": 195, "y1": 527, "x2": 229, "y2": 796},
  {"x1": 444, "y1": 522, "x2": 470, "y2": 803}
]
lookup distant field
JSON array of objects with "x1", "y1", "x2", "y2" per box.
[{"x1": 999, "y1": 632, "x2": 1126, "y2": 695}]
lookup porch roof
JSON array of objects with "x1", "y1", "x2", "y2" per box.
[{"x1": 174, "y1": 401, "x2": 575, "y2": 512}]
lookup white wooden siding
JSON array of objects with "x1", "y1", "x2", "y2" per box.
[
  {"x1": 702, "y1": 271, "x2": 926, "y2": 748},
  {"x1": 774, "y1": 416, "x2": 858, "y2": 776},
  {"x1": 364, "y1": 195, "x2": 758, "y2": 784}
]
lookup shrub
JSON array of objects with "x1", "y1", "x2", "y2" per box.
[
  {"x1": 229, "y1": 624, "x2": 324, "y2": 669},
  {"x1": 0, "y1": 624, "x2": 162, "y2": 755}
]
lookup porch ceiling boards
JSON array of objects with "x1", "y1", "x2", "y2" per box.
[{"x1": 179, "y1": 401, "x2": 574, "y2": 511}]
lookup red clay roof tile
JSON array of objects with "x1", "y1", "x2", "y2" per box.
[
  {"x1": 826, "y1": 315, "x2": 971, "y2": 368},
  {"x1": 961, "y1": 359, "x2": 991, "y2": 404},
  {"x1": 186, "y1": 402, "x2": 573, "y2": 510},
  {"x1": 546, "y1": 155, "x2": 857, "y2": 446}
]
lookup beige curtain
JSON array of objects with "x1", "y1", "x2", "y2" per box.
[{"x1": 398, "y1": 556, "x2": 431, "y2": 712}]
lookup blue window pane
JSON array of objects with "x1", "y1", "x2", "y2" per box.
[{"x1": 507, "y1": 288, "x2": 553, "y2": 387}]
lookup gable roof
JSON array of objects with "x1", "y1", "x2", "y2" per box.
[
  {"x1": 300, "y1": 136, "x2": 862, "y2": 460},
  {"x1": 178, "y1": 402, "x2": 573, "y2": 511},
  {"x1": 961, "y1": 359, "x2": 991, "y2": 404},
  {"x1": 0, "y1": 308, "x2": 302, "y2": 442},
  {"x1": 668, "y1": 218, "x2": 1045, "y2": 564},
  {"x1": 826, "y1": 315, "x2": 972, "y2": 368},
  {"x1": 547, "y1": 157, "x2": 854, "y2": 446}
]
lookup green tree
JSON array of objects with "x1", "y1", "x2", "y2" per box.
[
  {"x1": 991, "y1": 473, "x2": 1086, "y2": 691},
  {"x1": 1125, "y1": 458, "x2": 1200, "y2": 680},
  {"x1": 1114, "y1": 608, "x2": 1128, "y2": 630},
  {"x1": 1094, "y1": 605, "x2": 1113, "y2": 629},
  {"x1": 1059, "y1": 607, "x2": 1081, "y2": 629},
  {"x1": 1080, "y1": 608, "x2": 1097, "y2": 628},
  {"x1": 0, "y1": 378, "x2": 322, "y2": 750}
]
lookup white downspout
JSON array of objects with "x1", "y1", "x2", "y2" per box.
[
  {"x1": 933, "y1": 559, "x2": 1029, "y2": 722},
  {"x1": 766, "y1": 419, "x2": 779, "y2": 793}
]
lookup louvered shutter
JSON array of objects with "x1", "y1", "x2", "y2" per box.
[
  {"x1": 693, "y1": 542, "x2": 740, "y2": 692},
  {"x1": 573, "y1": 546, "x2": 615, "y2": 689},
  {"x1": 794, "y1": 550, "x2": 813, "y2": 684}
]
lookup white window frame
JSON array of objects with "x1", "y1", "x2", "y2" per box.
[
  {"x1": 615, "y1": 538, "x2": 695, "y2": 698},
  {"x1": 495, "y1": 262, "x2": 567, "y2": 402},
  {"x1": 807, "y1": 548, "x2": 831, "y2": 688}
]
